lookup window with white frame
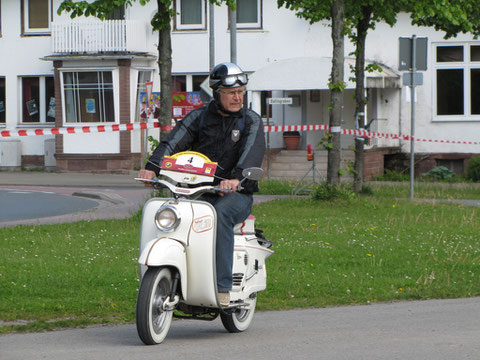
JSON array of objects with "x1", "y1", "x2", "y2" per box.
[
  {"x1": 434, "y1": 43, "x2": 480, "y2": 120},
  {"x1": 236, "y1": 0, "x2": 262, "y2": 29},
  {"x1": 175, "y1": 0, "x2": 206, "y2": 30},
  {"x1": 20, "y1": 76, "x2": 55, "y2": 123},
  {"x1": 22, "y1": 0, "x2": 52, "y2": 35},
  {"x1": 62, "y1": 71, "x2": 115, "y2": 123}
]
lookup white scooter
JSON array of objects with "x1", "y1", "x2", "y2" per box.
[{"x1": 135, "y1": 151, "x2": 274, "y2": 345}]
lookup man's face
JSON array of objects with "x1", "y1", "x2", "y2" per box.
[{"x1": 218, "y1": 86, "x2": 245, "y2": 113}]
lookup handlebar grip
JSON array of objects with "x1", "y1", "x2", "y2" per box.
[{"x1": 211, "y1": 187, "x2": 233, "y2": 193}]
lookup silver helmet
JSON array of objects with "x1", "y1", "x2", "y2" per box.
[{"x1": 209, "y1": 62, "x2": 248, "y2": 91}]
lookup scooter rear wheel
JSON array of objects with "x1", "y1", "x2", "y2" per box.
[
  {"x1": 220, "y1": 296, "x2": 257, "y2": 333},
  {"x1": 136, "y1": 267, "x2": 174, "y2": 345}
]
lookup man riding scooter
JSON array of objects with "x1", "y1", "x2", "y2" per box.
[{"x1": 137, "y1": 62, "x2": 266, "y2": 307}]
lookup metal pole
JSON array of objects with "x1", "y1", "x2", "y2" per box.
[
  {"x1": 410, "y1": 35, "x2": 416, "y2": 200},
  {"x1": 266, "y1": 100, "x2": 270, "y2": 180},
  {"x1": 209, "y1": 3, "x2": 215, "y2": 69},
  {"x1": 229, "y1": 4, "x2": 237, "y2": 63}
]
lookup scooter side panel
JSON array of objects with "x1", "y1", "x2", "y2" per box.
[
  {"x1": 138, "y1": 238, "x2": 187, "y2": 299},
  {"x1": 230, "y1": 236, "x2": 274, "y2": 301},
  {"x1": 183, "y1": 201, "x2": 217, "y2": 307}
]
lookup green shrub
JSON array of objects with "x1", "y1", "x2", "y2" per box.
[
  {"x1": 421, "y1": 166, "x2": 455, "y2": 181},
  {"x1": 312, "y1": 182, "x2": 355, "y2": 201},
  {"x1": 466, "y1": 156, "x2": 480, "y2": 182},
  {"x1": 359, "y1": 184, "x2": 374, "y2": 195},
  {"x1": 374, "y1": 169, "x2": 409, "y2": 182}
]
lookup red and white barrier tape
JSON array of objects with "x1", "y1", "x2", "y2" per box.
[
  {"x1": 341, "y1": 128, "x2": 480, "y2": 145},
  {"x1": 0, "y1": 122, "x2": 173, "y2": 138},
  {"x1": 265, "y1": 124, "x2": 329, "y2": 133},
  {"x1": 1, "y1": 122, "x2": 479, "y2": 146}
]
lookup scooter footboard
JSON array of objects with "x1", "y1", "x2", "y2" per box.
[{"x1": 138, "y1": 238, "x2": 187, "y2": 300}]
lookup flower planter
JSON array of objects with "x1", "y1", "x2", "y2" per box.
[{"x1": 283, "y1": 131, "x2": 300, "y2": 150}]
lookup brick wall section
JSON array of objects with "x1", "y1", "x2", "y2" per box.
[
  {"x1": 416, "y1": 153, "x2": 474, "y2": 175},
  {"x1": 365, "y1": 150, "x2": 477, "y2": 179},
  {"x1": 364, "y1": 150, "x2": 385, "y2": 180},
  {"x1": 118, "y1": 59, "x2": 131, "y2": 154},
  {"x1": 53, "y1": 61, "x2": 63, "y2": 155},
  {"x1": 21, "y1": 155, "x2": 43, "y2": 168}
]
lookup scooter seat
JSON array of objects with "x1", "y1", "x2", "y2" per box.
[{"x1": 234, "y1": 214, "x2": 256, "y2": 235}]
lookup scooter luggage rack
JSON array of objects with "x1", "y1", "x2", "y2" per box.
[{"x1": 291, "y1": 150, "x2": 324, "y2": 196}]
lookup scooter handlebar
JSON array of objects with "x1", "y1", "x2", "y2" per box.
[{"x1": 135, "y1": 178, "x2": 232, "y2": 198}]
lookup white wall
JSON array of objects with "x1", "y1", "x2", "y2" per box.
[
  {"x1": 366, "y1": 13, "x2": 480, "y2": 154},
  {"x1": 2, "y1": 2, "x2": 480, "y2": 158}
]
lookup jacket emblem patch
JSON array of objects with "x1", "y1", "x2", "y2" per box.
[{"x1": 232, "y1": 129, "x2": 240, "y2": 142}]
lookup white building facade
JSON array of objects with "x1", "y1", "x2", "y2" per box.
[{"x1": 0, "y1": 0, "x2": 478, "y2": 176}]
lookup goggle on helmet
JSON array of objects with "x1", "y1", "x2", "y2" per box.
[{"x1": 209, "y1": 62, "x2": 248, "y2": 91}]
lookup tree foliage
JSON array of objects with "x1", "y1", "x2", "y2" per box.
[
  {"x1": 409, "y1": 0, "x2": 480, "y2": 39},
  {"x1": 58, "y1": 0, "x2": 175, "y2": 30}
]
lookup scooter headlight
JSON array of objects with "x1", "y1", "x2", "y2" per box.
[{"x1": 155, "y1": 205, "x2": 181, "y2": 232}]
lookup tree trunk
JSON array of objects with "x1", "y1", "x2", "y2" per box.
[
  {"x1": 353, "y1": 7, "x2": 372, "y2": 193},
  {"x1": 157, "y1": 0, "x2": 172, "y2": 140},
  {"x1": 327, "y1": 0, "x2": 345, "y2": 187}
]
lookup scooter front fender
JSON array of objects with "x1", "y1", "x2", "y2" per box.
[{"x1": 138, "y1": 238, "x2": 187, "y2": 300}]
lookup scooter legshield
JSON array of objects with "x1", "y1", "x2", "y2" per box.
[{"x1": 138, "y1": 238, "x2": 187, "y2": 300}]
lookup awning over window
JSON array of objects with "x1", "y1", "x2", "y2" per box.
[{"x1": 247, "y1": 57, "x2": 400, "y2": 91}]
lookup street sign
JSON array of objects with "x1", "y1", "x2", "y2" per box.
[
  {"x1": 399, "y1": 37, "x2": 428, "y2": 71},
  {"x1": 403, "y1": 72, "x2": 423, "y2": 86},
  {"x1": 400, "y1": 35, "x2": 427, "y2": 201},
  {"x1": 268, "y1": 98, "x2": 293, "y2": 105}
]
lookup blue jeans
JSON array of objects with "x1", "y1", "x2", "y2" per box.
[{"x1": 200, "y1": 192, "x2": 253, "y2": 292}]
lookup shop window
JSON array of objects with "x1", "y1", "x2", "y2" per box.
[
  {"x1": 0, "y1": 78, "x2": 5, "y2": 124},
  {"x1": 173, "y1": 74, "x2": 208, "y2": 93},
  {"x1": 175, "y1": 0, "x2": 206, "y2": 30},
  {"x1": 192, "y1": 75, "x2": 208, "y2": 91},
  {"x1": 23, "y1": 0, "x2": 52, "y2": 35},
  {"x1": 434, "y1": 43, "x2": 480, "y2": 120},
  {"x1": 21, "y1": 76, "x2": 54, "y2": 123},
  {"x1": 62, "y1": 71, "x2": 114, "y2": 123},
  {"x1": 136, "y1": 70, "x2": 153, "y2": 121},
  {"x1": 172, "y1": 75, "x2": 187, "y2": 92}
]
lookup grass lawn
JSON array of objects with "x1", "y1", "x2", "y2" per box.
[{"x1": 1, "y1": 181, "x2": 479, "y2": 333}]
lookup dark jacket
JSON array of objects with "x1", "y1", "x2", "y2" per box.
[{"x1": 146, "y1": 100, "x2": 265, "y2": 193}]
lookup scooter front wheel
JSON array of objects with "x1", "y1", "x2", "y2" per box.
[
  {"x1": 136, "y1": 267, "x2": 174, "y2": 345},
  {"x1": 220, "y1": 296, "x2": 257, "y2": 333}
]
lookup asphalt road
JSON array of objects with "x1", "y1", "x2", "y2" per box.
[
  {"x1": 0, "y1": 185, "x2": 152, "y2": 227},
  {"x1": 1, "y1": 297, "x2": 480, "y2": 360},
  {"x1": 0, "y1": 188, "x2": 98, "y2": 222}
]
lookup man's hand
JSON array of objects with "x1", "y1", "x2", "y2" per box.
[
  {"x1": 219, "y1": 179, "x2": 240, "y2": 196},
  {"x1": 137, "y1": 169, "x2": 156, "y2": 187}
]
